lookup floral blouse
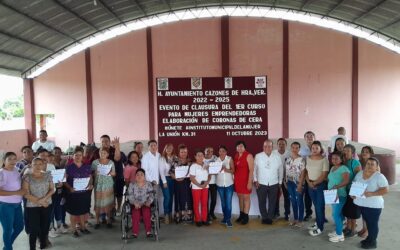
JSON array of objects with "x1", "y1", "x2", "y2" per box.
[
  {"x1": 169, "y1": 157, "x2": 191, "y2": 178},
  {"x1": 127, "y1": 181, "x2": 154, "y2": 206}
]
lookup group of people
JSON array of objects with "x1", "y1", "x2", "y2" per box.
[{"x1": 0, "y1": 127, "x2": 389, "y2": 249}]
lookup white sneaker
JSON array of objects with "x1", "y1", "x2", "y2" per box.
[
  {"x1": 309, "y1": 228, "x2": 322, "y2": 236},
  {"x1": 57, "y1": 226, "x2": 68, "y2": 234},
  {"x1": 328, "y1": 231, "x2": 337, "y2": 238},
  {"x1": 48, "y1": 228, "x2": 59, "y2": 238},
  {"x1": 329, "y1": 234, "x2": 345, "y2": 242},
  {"x1": 307, "y1": 223, "x2": 318, "y2": 230}
]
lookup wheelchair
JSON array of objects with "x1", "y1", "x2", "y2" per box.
[{"x1": 121, "y1": 186, "x2": 160, "y2": 242}]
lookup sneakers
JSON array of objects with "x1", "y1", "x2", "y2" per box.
[
  {"x1": 329, "y1": 233, "x2": 345, "y2": 242},
  {"x1": 328, "y1": 231, "x2": 337, "y2": 238},
  {"x1": 308, "y1": 223, "x2": 318, "y2": 230},
  {"x1": 56, "y1": 226, "x2": 68, "y2": 234},
  {"x1": 49, "y1": 228, "x2": 59, "y2": 238},
  {"x1": 226, "y1": 220, "x2": 233, "y2": 228},
  {"x1": 309, "y1": 228, "x2": 322, "y2": 236}
]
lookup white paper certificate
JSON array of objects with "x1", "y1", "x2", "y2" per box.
[
  {"x1": 349, "y1": 182, "x2": 367, "y2": 198},
  {"x1": 98, "y1": 165, "x2": 112, "y2": 176},
  {"x1": 208, "y1": 162, "x2": 223, "y2": 174},
  {"x1": 73, "y1": 177, "x2": 90, "y2": 191},
  {"x1": 175, "y1": 166, "x2": 189, "y2": 179},
  {"x1": 324, "y1": 189, "x2": 339, "y2": 204},
  {"x1": 51, "y1": 169, "x2": 65, "y2": 183}
]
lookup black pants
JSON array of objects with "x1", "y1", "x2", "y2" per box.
[
  {"x1": 304, "y1": 183, "x2": 313, "y2": 217},
  {"x1": 174, "y1": 178, "x2": 193, "y2": 212},
  {"x1": 256, "y1": 184, "x2": 279, "y2": 220},
  {"x1": 208, "y1": 184, "x2": 217, "y2": 216},
  {"x1": 275, "y1": 184, "x2": 291, "y2": 217},
  {"x1": 27, "y1": 206, "x2": 51, "y2": 250}
]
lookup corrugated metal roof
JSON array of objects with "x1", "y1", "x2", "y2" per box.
[{"x1": 0, "y1": 0, "x2": 399, "y2": 77}]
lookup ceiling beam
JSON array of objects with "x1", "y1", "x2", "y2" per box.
[
  {"x1": 96, "y1": 0, "x2": 124, "y2": 23},
  {"x1": 0, "y1": 50, "x2": 37, "y2": 63},
  {"x1": 161, "y1": 0, "x2": 172, "y2": 11},
  {"x1": 326, "y1": 0, "x2": 347, "y2": 16},
  {"x1": 130, "y1": 0, "x2": 147, "y2": 16},
  {"x1": 352, "y1": 0, "x2": 387, "y2": 23},
  {"x1": 0, "y1": 30, "x2": 54, "y2": 53},
  {"x1": 53, "y1": 0, "x2": 99, "y2": 31},
  {"x1": 300, "y1": 0, "x2": 316, "y2": 11},
  {"x1": 0, "y1": 1, "x2": 77, "y2": 41}
]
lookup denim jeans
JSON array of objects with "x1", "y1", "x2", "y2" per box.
[
  {"x1": 331, "y1": 196, "x2": 346, "y2": 235},
  {"x1": 161, "y1": 176, "x2": 174, "y2": 214},
  {"x1": 286, "y1": 181, "x2": 304, "y2": 221},
  {"x1": 0, "y1": 202, "x2": 24, "y2": 250},
  {"x1": 308, "y1": 182, "x2": 326, "y2": 231},
  {"x1": 51, "y1": 190, "x2": 63, "y2": 227},
  {"x1": 217, "y1": 185, "x2": 234, "y2": 222},
  {"x1": 360, "y1": 206, "x2": 382, "y2": 244}
]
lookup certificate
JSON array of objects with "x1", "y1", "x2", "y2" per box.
[
  {"x1": 349, "y1": 182, "x2": 367, "y2": 198},
  {"x1": 98, "y1": 164, "x2": 112, "y2": 176},
  {"x1": 73, "y1": 177, "x2": 90, "y2": 191},
  {"x1": 175, "y1": 166, "x2": 189, "y2": 179},
  {"x1": 208, "y1": 162, "x2": 223, "y2": 174},
  {"x1": 324, "y1": 189, "x2": 339, "y2": 204},
  {"x1": 51, "y1": 169, "x2": 65, "y2": 183}
]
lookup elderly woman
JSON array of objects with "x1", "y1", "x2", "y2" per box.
[
  {"x1": 303, "y1": 141, "x2": 329, "y2": 236},
  {"x1": 342, "y1": 144, "x2": 362, "y2": 237},
  {"x1": 127, "y1": 168, "x2": 154, "y2": 238},
  {"x1": 352, "y1": 158, "x2": 388, "y2": 249},
  {"x1": 64, "y1": 146, "x2": 93, "y2": 238},
  {"x1": 23, "y1": 157, "x2": 54, "y2": 250},
  {"x1": 0, "y1": 152, "x2": 25, "y2": 250}
]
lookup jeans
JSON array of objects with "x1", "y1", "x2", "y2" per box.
[
  {"x1": 26, "y1": 206, "x2": 51, "y2": 250},
  {"x1": 161, "y1": 176, "x2": 174, "y2": 215},
  {"x1": 286, "y1": 181, "x2": 304, "y2": 221},
  {"x1": 256, "y1": 184, "x2": 279, "y2": 220},
  {"x1": 304, "y1": 183, "x2": 313, "y2": 217},
  {"x1": 360, "y1": 206, "x2": 382, "y2": 245},
  {"x1": 308, "y1": 183, "x2": 326, "y2": 231},
  {"x1": 208, "y1": 184, "x2": 217, "y2": 216},
  {"x1": 192, "y1": 188, "x2": 208, "y2": 222},
  {"x1": 217, "y1": 185, "x2": 234, "y2": 222},
  {"x1": 0, "y1": 202, "x2": 24, "y2": 250},
  {"x1": 331, "y1": 196, "x2": 346, "y2": 235},
  {"x1": 275, "y1": 183, "x2": 290, "y2": 217},
  {"x1": 50, "y1": 191, "x2": 63, "y2": 229}
]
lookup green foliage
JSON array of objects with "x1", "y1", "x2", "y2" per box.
[{"x1": 0, "y1": 95, "x2": 24, "y2": 120}]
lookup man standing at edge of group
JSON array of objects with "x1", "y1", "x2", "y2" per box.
[
  {"x1": 32, "y1": 130, "x2": 56, "y2": 153},
  {"x1": 299, "y1": 131, "x2": 315, "y2": 221},
  {"x1": 273, "y1": 138, "x2": 291, "y2": 220},
  {"x1": 141, "y1": 140, "x2": 161, "y2": 185},
  {"x1": 254, "y1": 140, "x2": 283, "y2": 225}
]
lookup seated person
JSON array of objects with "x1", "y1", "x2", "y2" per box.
[{"x1": 127, "y1": 169, "x2": 154, "y2": 238}]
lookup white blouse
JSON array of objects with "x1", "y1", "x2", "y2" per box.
[{"x1": 216, "y1": 156, "x2": 234, "y2": 187}]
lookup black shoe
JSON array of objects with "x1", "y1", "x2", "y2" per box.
[
  {"x1": 262, "y1": 218, "x2": 273, "y2": 225},
  {"x1": 94, "y1": 224, "x2": 100, "y2": 229},
  {"x1": 303, "y1": 214, "x2": 312, "y2": 221},
  {"x1": 73, "y1": 231, "x2": 80, "y2": 238},
  {"x1": 80, "y1": 229, "x2": 91, "y2": 234},
  {"x1": 361, "y1": 241, "x2": 377, "y2": 249},
  {"x1": 146, "y1": 232, "x2": 153, "y2": 238},
  {"x1": 236, "y1": 212, "x2": 244, "y2": 223},
  {"x1": 284, "y1": 215, "x2": 289, "y2": 221},
  {"x1": 196, "y1": 222, "x2": 202, "y2": 227},
  {"x1": 210, "y1": 213, "x2": 217, "y2": 220},
  {"x1": 241, "y1": 213, "x2": 249, "y2": 225},
  {"x1": 203, "y1": 221, "x2": 211, "y2": 226}
]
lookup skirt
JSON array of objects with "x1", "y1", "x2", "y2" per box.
[
  {"x1": 66, "y1": 191, "x2": 91, "y2": 216},
  {"x1": 342, "y1": 196, "x2": 361, "y2": 219}
]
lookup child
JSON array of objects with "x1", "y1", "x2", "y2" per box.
[
  {"x1": 189, "y1": 149, "x2": 211, "y2": 227},
  {"x1": 127, "y1": 168, "x2": 154, "y2": 238}
]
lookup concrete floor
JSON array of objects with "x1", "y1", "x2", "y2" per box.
[{"x1": 4, "y1": 165, "x2": 399, "y2": 250}]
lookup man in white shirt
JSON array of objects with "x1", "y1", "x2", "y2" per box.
[
  {"x1": 254, "y1": 140, "x2": 283, "y2": 224},
  {"x1": 141, "y1": 140, "x2": 161, "y2": 185},
  {"x1": 32, "y1": 130, "x2": 56, "y2": 152},
  {"x1": 272, "y1": 138, "x2": 291, "y2": 220},
  {"x1": 329, "y1": 127, "x2": 349, "y2": 152}
]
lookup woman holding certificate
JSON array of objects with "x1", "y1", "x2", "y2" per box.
[
  {"x1": 92, "y1": 147, "x2": 116, "y2": 229},
  {"x1": 352, "y1": 158, "x2": 388, "y2": 249},
  {"x1": 23, "y1": 157, "x2": 54, "y2": 249},
  {"x1": 303, "y1": 141, "x2": 329, "y2": 236},
  {"x1": 159, "y1": 144, "x2": 176, "y2": 224},
  {"x1": 326, "y1": 152, "x2": 350, "y2": 243},
  {"x1": 189, "y1": 149, "x2": 211, "y2": 227},
  {"x1": 169, "y1": 144, "x2": 192, "y2": 224},
  {"x1": 64, "y1": 146, "x2": 93, "y2": 238}
]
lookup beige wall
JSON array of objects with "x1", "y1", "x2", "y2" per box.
[
  {"x1": 28, "y1": 18, "x2": 400, "y2": 155},
  {"x1": 34, "y1": 52, "x2": 87, "y2": 150}
]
